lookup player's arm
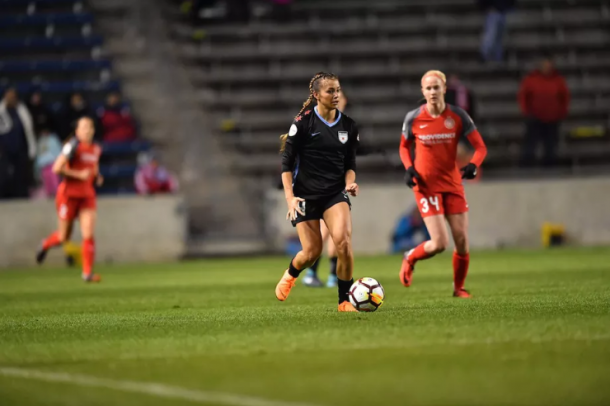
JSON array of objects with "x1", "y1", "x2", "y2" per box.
[
  {"x1": 52, "y1": 139, "x2": 89, "y2": 181},
  {"x1": 400, "y1": 111, "x2": 419, "y2": 188},
  {"x1": 344, "y1": 122, "x2": 359, "y2": 196},
  {"x1": 281, "y1": 121, "x2": 305, "y2": 220},
  {"x1": 456, "y1": 108, "x2": 488, "y2": 179},
  {"x1": 95, "y1": 163, "x2": 104, "y2": 186},
  {"x1": 93, "y1": 146, "x2": 104, "y2": 186}
]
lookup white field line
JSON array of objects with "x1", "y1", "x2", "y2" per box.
[{"x1": 0, "y1": 367, "x2": 324, "y2": 406}]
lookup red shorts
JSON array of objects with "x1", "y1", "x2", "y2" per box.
[
  {"x1": 56, "y1": 194, "x2": 96, "y2": 221},
  {"x1": 413, "y1": 190, "x2": 468, "y2": 218}
]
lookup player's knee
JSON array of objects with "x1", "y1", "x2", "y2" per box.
[
  {"x1": 302, "y1": 246, "x2": 323, "y2": 264},
  {"x1": 454, "y1": 235, "x2": 468, "y2": 254},
  {"x1": 430, "y1": 237, "x2": 448, "y2": 254},
  {"x1": 334, "y1": 235, "x2": 352, "y2": 258},
  {"x1": 57, "y1": 232, "x2": 68, "y2": 244}
]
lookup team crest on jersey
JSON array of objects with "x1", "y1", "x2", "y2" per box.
[
  {"x1": 338, "y1": 131, "x2": 348, "y2": 144},
  {"x1": 444, "y1": 117, "x2": 455, "y2": 129}
]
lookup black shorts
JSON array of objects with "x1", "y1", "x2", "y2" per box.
[{"x1": 291, "y1": 191, "x2": 351, "y2": 227}]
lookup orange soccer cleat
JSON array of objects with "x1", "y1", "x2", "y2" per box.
[
  {"x1": 399, "y1": 249, "x2": 415, "y2": 287},
  {"x1": 338, "y1": 301, "x2": 358, "y2": 312},
  {"x1": 275, "y1": 269, "x2": 296, "y2": 301},
  {"x1": 83, "y1": 273, "x2": 102, "y2": 283},
  {"x1": 453, "y1": 288, "x2": 471, "y2": 298}
]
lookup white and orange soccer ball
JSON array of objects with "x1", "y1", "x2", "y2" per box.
[{"x1": 348, "y1": 277, "x2": 385, "y2": 312}]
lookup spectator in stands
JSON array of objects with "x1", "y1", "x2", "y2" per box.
[
  {"x1": 391, "y1": 206, "x2": 430, "y2": 254},
  {"x1": 61, "y1": 92, "x2": 99, "y2": 142},
  {"x1": 134, "y1": 151, "x2": 178, "y2": 195},
  {"x1": 98, "y1": 91, "x2": 137, "y2": 143},
  {"x1": 27, "y1": 90, "x2": 58, "y2": 135},
  {"x1": 518, "y1": 57, "x2": 570, "y2": 167},
  {"x1": 35, "y1": 127, "x2": 62, "y2": 197},
  {"x1": 445, "y1": 74, "x2": 476, "y2": 121},
  {"x1": 0, "y1": 87, "x2": 36, "y2": 199},
  {"x1": 478, "y1": 0, "x2": 516, "y2": 62}
]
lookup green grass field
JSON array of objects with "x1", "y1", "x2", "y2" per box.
[{"x1": 1, "y1": 248, "x2": 610, "y2": 406}]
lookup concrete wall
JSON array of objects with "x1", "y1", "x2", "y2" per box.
[
  {"x1": 265, "y1": 177, "x2": 610, "y2": 254},
  {"x1": 0, "y1": 195, "x2": 186, "y2": 267}
]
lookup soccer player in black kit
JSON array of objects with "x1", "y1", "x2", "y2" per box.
[{"x1": 275, "y1": 72, "x2": 360, "y2": 312}]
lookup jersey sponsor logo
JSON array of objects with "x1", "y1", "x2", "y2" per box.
[
  {"x1": 80, "y1": 153, "x2": 99, "y2": 163},
  {"x1": 311, "y1": 132, "x2": 320, "y2": 137},
  {"x1": 338, "y1": 131, "x2": 348, "y2": 144},
  {"x1": 419, "y1": 124, "x2": 428, "y2": 128},
  {"x1": 417, "y1": 132, "x2": 456, "y2": 144},
  {"x1": 288, "y1": 124, "x2": 298, "y2": 136},
  {"x1": 444, "y1": 117, "x2": 455, "y2": 129}
]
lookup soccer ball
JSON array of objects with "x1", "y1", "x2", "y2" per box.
[{"x1": 348, "y1": 277, "x2": 385, "y2": 312}]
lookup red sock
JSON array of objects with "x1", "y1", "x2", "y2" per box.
[
  {"x1": 453, "y1": 252, "x2": 470, "y2": 291},
  {"x1": 408, "y1": 242, "x2": 434, "y2": 264},
  {"x1": 82, "y1": 238, "x2": 95, "y2": 276},
  {"x1": 42, "y1": 231, "x2": 62, "y2": 250}
]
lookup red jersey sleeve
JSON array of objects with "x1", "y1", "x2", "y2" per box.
[
  {"x1": 453, "y1": 106, "x2": 487, "y2": 167},
  {"x1": 466, "y1": 130, "x2": 487, "y2": 167}
]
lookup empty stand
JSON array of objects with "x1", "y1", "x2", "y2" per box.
[{"x1": 167, "y1": 0, "x2": 610, "y2": 178}]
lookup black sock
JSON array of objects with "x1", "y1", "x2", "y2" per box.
[
  {"x1": 310, "y1": 258, "x2": 320, "y2": 275},
  {"x1": 337, "y1": 277, "x2": 353, "y2": 304},
  {"x1": 288, "y1": 258, "x2": 302, "y2": 278},
  {"x1": 329, "y1": 256, "x2": 338, "y2": 276}
]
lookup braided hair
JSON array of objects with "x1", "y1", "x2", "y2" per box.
[{"x1": 279, "y1": 72, "x2": 339, "y2": 152}]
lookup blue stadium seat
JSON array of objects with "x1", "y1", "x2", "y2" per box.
[
  {"x1": 102, "y1": 140, "x2": 151, "y2": 155},
  {"x1": 0, "y1": 36, "x2": 103, "y2": 51},
  {"x1": 0, "y1": 13, "x2": 93, "y2": 26},
  {"x1": 0, "y1": 60, "x2": 111, "y2": 73},
  {"x1": 0, "y1": 0, "x2": 80, "y2": 5},
  {"x1": 0, "y1": 81, "x2": 120, "y2": 95},
  {"x1": 99, "y1": 164, "x2": 138, "y2": 178},
  {"x1": 48, "y1": 101, "x2": 130, "y2": 113},
  {"x1": 97, "y1": 187, "x2": 137, "y2": 195}
]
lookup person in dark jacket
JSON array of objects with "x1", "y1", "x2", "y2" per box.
[
  {"x1": 518, "y1": 57, "x2": 570, "y2": 167},
  {"x1": 27, "y1": 90, "x2": 58, "y2": 135},
  {"x1": 478, "y1": 0, "x2": 516, "y2": 62},
  {"x1": 0, "y1": 87, "x2": 37, "y2": 198},
  {"x1": 61, "y1": 92, "x2": 100, "y2": 142}
]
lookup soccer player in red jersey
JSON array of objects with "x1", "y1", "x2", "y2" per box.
[
  {"x1": 36, "y1": 117, "x2": 103, "y2": 282},
  {"x1": 399, "y1": 70, "x2": 487, "y2": 298}
]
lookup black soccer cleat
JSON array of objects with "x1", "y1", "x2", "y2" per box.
[{"x1": 36, "y1": 245, "x2": 48, "y2": 265}]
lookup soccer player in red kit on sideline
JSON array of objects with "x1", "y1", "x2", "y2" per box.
[
  {"x1": 36, "y1": 116, "x2": 103, "y2": 282},
  {"x1": 399, "y1": 70, "x2": 487, "y2": 298}
]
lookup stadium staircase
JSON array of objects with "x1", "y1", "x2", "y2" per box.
[
  {"x1": 166, "y1": 0, "x2": 610, "y2": 183},
  {"x1": 87, "y1": 0, "x2": 266, "y2": 255}
]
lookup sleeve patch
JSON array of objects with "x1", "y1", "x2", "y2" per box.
[
  {"x1": 288, "y1": 124, "x2": 298, "y2": 136},
  {"x1": 62, "y1": 142, "x2": 73, "y2": 156}
]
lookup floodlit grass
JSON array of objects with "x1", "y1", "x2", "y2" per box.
[{"x1": 1, "y1": 248, "x2": 609, "y2": 405}]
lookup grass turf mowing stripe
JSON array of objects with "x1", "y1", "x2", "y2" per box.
[{"x1": 0, "y1": 367, "x2": 323, "y2": 406}]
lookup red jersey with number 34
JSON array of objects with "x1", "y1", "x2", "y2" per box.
[
  {"x1": 58, "y1": 138, "x2": 102, "y2": 198},
  {"x1": 401, "y1": 104, "x2": 480, "y2": 193}
]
